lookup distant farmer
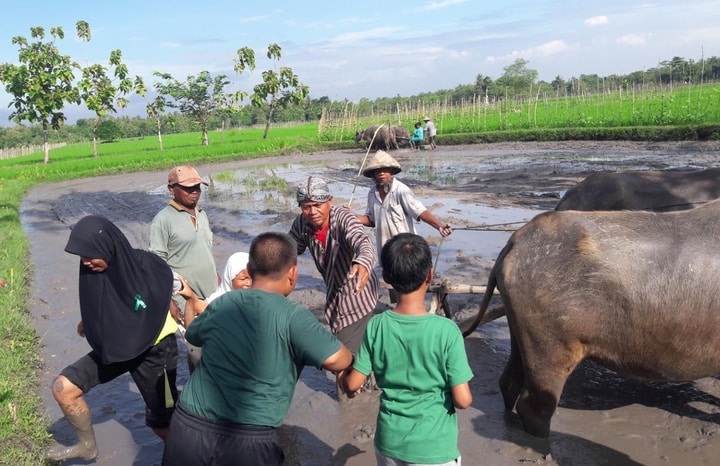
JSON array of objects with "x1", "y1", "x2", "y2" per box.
[
  {"x1": 410, "y1": 122, "x2": 424, "y2": 150},
  {"x1": 150, "y1": 164, "x2": 218, "y2": 371},
  {"x1": 355, "y1": 150, "x2": 452, "y2": 301},
  {"x1": 423, "y1": 116, "x2": 437, "y2": 149}
]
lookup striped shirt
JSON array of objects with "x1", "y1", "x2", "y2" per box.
[{"x1": 289, "y1": 205, "x2": 378, "y2": 333}]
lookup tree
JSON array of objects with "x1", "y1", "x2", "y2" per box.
[
  {"x1": 96, "y1": 118, "x2": 121, "y2": 141},
  {"x1": 146, "y1": 95, "x2": 168, "y2": 150},
  {"x1": 154, "y1": 71, "x2": 232, "y2": 146},
  {"x1": 77, "y1": 22, "x2": 146, "y2": 157},
  {"x1": 495, "y1": 58, "x2": 538, "y2": 97},
  {"x1": 234, "y1": 43, "x2": 309, "y2": 139},
  {"x1": 0, "y1": 25, "x2": 80, "y2": 163}
]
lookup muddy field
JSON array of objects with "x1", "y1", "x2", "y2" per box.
[{"x1": 21, "y1": 141, "x2": 720, "y2": 465}]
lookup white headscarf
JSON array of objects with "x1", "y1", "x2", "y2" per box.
[{"x1": 206, "y1": 252, "x2": 249, "y2": 303}]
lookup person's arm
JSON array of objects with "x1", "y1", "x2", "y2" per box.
[
  {"x1": 418, "y1": 210, "x2": 452, "y2": 237},
  {"x1": 288, "y1": 216, "x2": 308, "y2": 255},
  {"x1": 176, "y1": 275, "x2": 208, "y2": 327},
  {"x1": 149, "y1": 215, "x2": 170, "y2": 260},
  {"x1": 451, "y1": 382, "x2": 473, "y2": 409},
  {"x1": 320, "y1": 342, "x2": 353, "y2": 373},
  {"x1": 339, "y1": 368, "x2": 367, "y2": 397},
  {"x1": 356, "y1": 214, "x2": 374, "y2": 227}
]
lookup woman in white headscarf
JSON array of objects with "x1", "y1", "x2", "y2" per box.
[
  {"x1": 177, "y1": 252, "x2": 251, "y2": 369},
  {"x1": 178, "y1": 251, "x2": 250, "y2": 325}
]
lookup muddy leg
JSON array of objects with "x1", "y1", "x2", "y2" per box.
[
  {"x1": 499, "y1": 336, "x2": 524, "y2": 410},
  {"x1": 46, "y1": 375, "x2": 98, "y2": 461},
  {"x1": 515, "y1": 348, "x2": 581, "y2": 438}
]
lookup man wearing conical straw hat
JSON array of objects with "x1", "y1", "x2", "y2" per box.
[{"x1": 356, "y1": 151, "x2": 452, "y2": 300}]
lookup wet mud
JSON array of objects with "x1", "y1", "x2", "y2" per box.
[{"x1": 21, "y1": 141, "x2": 720, "y2": 465}]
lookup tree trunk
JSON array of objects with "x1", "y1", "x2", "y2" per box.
[
  {"x1": 202, "y1": 129, "x2": 209, "y2": 146},
  {"x1": 92, "y1": 117, "x2": 99, "y2": 158},
  {"x1": 42, "y1": 122, "x2": 50, "y2": 164},
  {"x1": 156, "y1": 118, "x2": 163, "y2": 151}
]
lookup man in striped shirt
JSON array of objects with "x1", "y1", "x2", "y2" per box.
[{"x1": 289, "y1": 176, "x2": 379, "y2": 356}]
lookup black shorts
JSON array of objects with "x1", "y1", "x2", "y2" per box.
[
  {"x1": 162, "y1": 404, "x2": 284, "y2": 466},
  {"x1": 61, "y1": 334, "x2": 178, "y2": 429},
  {"x1": 336, "y1": 311, "x2": 373, "y2": 354}
]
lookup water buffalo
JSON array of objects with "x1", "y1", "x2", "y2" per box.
[
  {"x1": 355, "y1": 124, "x2": 397, "y2": 150},
  {"x1": 391, "y1": 125, "x2": 411, "y2": 148},
  {"x1": 466, "y1": 200, "x2": 720, "y2": 438},
  {"x1": 555, "y1": 167, "x2": 720, "y2": 211}
]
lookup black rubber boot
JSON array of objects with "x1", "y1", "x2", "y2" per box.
[{"x1": 46, "y1": 410, "x2": 98, "y2": 461}]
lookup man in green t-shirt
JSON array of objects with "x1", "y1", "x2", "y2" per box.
[
  {"x1": 339, "y1": 233, "x2": 473, "y2": 465},
  {"x1": 162, "y1": 232, "x2": 354, "y2": 466}
]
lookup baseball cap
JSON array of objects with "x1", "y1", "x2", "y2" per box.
[{"x1": 168, "y1": 165, "x2": 208, "y2": 187}]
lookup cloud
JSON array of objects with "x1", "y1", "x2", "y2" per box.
[
  {"x1": 422, "y1": 0, "x2": 468, "y2": 11},
  {"x1": 239, "y1": 15, "x2": 269, "y2": 24},
  {"x1": 616, "y1": 33, "x2": 648, "y2": 46},
  {"x1": 585, "y1": 16, "x2": 609, "y2": 26},
  {"x1": 485, "y1": 40, "x2": 570, "y2": 63},
  {"x1": 325, "y1": 27, "x2": 406, "y2": 45}
]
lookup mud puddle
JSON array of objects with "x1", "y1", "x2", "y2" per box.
[{"x1": 21, "y1": 141, "x2": 720, "y2": 465}]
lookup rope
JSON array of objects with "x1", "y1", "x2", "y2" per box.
[{"x1": 453, "y1": 221, "x2": 527, "y2": 232}]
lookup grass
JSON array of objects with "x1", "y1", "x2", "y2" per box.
[{"x1": 2, "y1": 84, "x2": 720, "y2": 464}]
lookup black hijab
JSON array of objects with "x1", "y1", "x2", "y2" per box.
[{"x1": 65, "y1": 215, "x2": 173, "y2": 364}]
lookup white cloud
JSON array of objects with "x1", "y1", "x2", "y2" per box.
[
  {"x1": 239, "y1": 15, "x2": 269, "y2": 24},
  {"x1": 423, "y1": 0, "x2": 468, "y2": 11},
  {"x1": 485, "y1": 40, "x2": 570, "y2": 63},
  {"x1": 585, "y1": 16, "x2": 609, "y2": 26},
  {"x1": 616, "y1": 33, "x2": 648, "y2": 46},
  {"x1": 326, "y1": 27, "x2": 406, "y2": 45}
]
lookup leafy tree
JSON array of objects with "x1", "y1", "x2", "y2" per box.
[
  {"x1": 234, "y1": 43, "x2": 309, "y2": 139},
  {"x1": 146, "y1": 95, "x2": 168, "y2": 150},
  {"x1": 154, "y1": 71, "x2": 232, "y2": 145},
  {"x1": 96, "y1": 118, "x2": 121, "y2": 141},
  {"x1": 77, "y1": 21, "x2": 145, "y2": 157},
  {"x1": 495, "y1": 58, "x2": 538, "y2": 97},
  {"x1": 0, "y1": 25, "x2": 80, "y2": 163}
]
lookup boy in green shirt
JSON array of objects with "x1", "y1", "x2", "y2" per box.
[{"x1": 339, "y1": 233, "x2": 473, "y2": 465}]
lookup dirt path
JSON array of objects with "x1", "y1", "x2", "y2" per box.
[{"x1": 21, "y1": 141, "x2": 720, "y2": 465}]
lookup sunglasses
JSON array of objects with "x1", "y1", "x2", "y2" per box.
[{"x1": 173, "y1": 184, "x2": 202, "y2": 193}]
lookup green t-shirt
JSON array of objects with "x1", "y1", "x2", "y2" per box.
[
  {"x1": 354, "y1": 310, "x2": 473, "y2": 464},
  {"x1": 180, "y1": 289, "x2": 341, "y2": 427}
]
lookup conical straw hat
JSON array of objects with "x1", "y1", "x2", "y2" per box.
[{"x1": 362, "y1": 150, "x2": 403, "y2": 178}]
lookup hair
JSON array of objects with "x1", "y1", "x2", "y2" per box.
[
  {"x1": 414, "y1": 122, "x2": 421, "y2": 128},
  {"x1": 381, "y1": 233, "x2": 432, "y2": 294},
  {"x1": 247, "y1": 232, "x2": 298, "y2": 280}
]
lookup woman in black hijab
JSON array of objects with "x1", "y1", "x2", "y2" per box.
[{"x1": 46, "y1": 215, "x2": 180, "y2": 462}]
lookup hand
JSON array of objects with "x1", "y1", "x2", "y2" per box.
[
  {"x1": 348, "y1": 263, "x2": 370, "y2": 295},
  {"x1": 439, "y1": 224, "x2": 453, "y2": 237},
  {"x1": 0, "y1": 277, "x2": 6, "y2": 287},
  {"x1": 76, "y1": 321, "x2": 85, "y2": 338},
  {"x1": 175, "y1": 275, "x2": 194, "y2": 299}
]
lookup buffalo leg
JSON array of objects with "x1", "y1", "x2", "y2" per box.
[{"x1": 499, "y1": 335, "x2": 524, "y2": 410}]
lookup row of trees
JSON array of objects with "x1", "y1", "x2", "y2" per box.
[
  {"x1": 0, "y1": 21, "x2": 308, "y2": 162},
  {"x1": 2, "y1": 22, "x2": 718, "y2": 153}
]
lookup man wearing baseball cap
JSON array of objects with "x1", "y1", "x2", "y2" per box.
[{"x1": 150, "y1": 165, "x2": 219, "y2": 371}]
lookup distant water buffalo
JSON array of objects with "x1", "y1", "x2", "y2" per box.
[
  {"x1": 466, "y1": 201, "x2": 720, "y2": 438},
  {"x1": 356, "y1": 124, "x2": 414, "y2": 150},
  {"x1": 555, "y1": 167, "x2": 720, "y2": 211}
]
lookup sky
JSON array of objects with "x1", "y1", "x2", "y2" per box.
[{"x1": 1, "y1": 0, "x2": 718, "y2": 125}]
